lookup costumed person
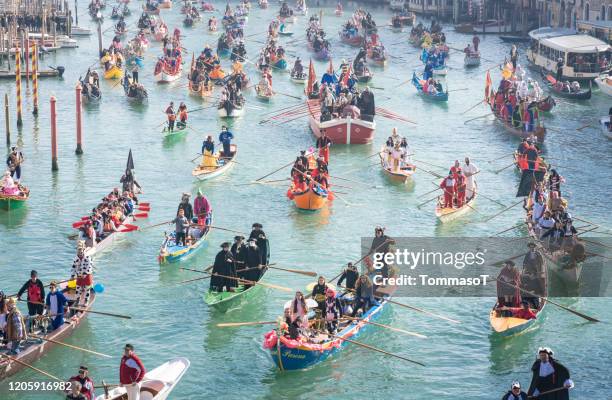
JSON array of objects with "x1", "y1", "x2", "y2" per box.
[
  {"x1": 439, "y1": 171, "x2": 456, "y2": 208},
  {"x1": 16, "y1": 269, "x2": 45, "y2": 332},
  {"x1": 315, "y1": 130, "x2": 331, "y2": 164},
  {"x1": 218, "y1": 125, "x2": 234, "y2": 157},
  {"x1": 351, "y1": 275, "x2": 375, "y2": 317},
  {"x1": 71, "y1": 242, "x2": 95, "y2": 307},
  {"x1": 119, "y1": 344, "x2": 146, "y2": 400},
  {"x1": 289, "y1": 291, "x2": 309, "y2": 330},
  {"x1": 528, "y1": 348, "x2": 574, "y2": 400},
  {"x1": 368, "y1": 226, "x2": 394, "y2": 278},
  {"x1": 6, "y1": 146, "x2": 24, "y2": 180},
  {"x1": 120, "y1": 169, "x2": 141, "y2": 195},
  {"x1": 311, "y1": 276, "x2": 328, "y2": 315},
  {"x1": 193, "y1": 189, "x2": 211, "y2": 226},
  {"x1": 5, "y1": 297, "x2": 27, "y2": 354},
  {"x1": 501, "y1": 381, "x2": 528, "y2": 400},
  {"x1": 324, "y1": 288, "x2": 341, "y2": 333},
  {"x1": 201, "y1": 136, "x2": 218, "y2": 168},
  {"x1": 1, "y1": 170, "x2": 20, "y2": 195},
  {"x1": 496, "y1": 260, "x2": 520, "y2": 308},
  {"x1": 45, "y1": 281, "x2": 68, "y2": 331},
  {"x1": 244, "y1": 238, "x2": 264, "y2": 282},
  {"x1": 455, "y1": 168, "x2": 466, "y2": 207},
  {"x1": 165, "y1": 101, "x2": 176, "y2": 132},
  {"x1": 177, "y1": 102, "x2": 188, "y2": 128},
  {"x1": 249, "y1": 223, "x2": 269, "y2": 265},
  {"x1": 211, "y1": 242, "x2": 237, "y2": 292},
  {"x1": 463, "y1": 157, "x2": 479, "y2": 200},
  {"x1": 176, "y1": 193, "x2": 194, "y2": 222},
  {"x1": 231, "y1": 235, "x2": 248, "y2": 279},
  {"x1": 172, "y1": 208, "x2": 190, "y2": 246},
  {"x1": 338, "y1": 262, "x2": 359, "y2": 290},
  {"x1": 68, "y1": 366, "x2": 95, "y2": 400}
]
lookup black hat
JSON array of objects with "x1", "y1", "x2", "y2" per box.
[
  {"x1": 234, "y1": 235, "x2": 245, "y2": 241},
  {"x1": 221, "y1": 242, "x2": 231, "y2": 248},
  {"x1": 30, "y1": 270, "x2": 38, "y2": 277},
  {"x1": 79, "y1": 366, "x2": 88, "y2": 372},
  {"x1": 252, "y1": 223, "x2": 263, "y2": 228},
  {"x1": 124, "y1": 343, "x2": 134, "y2": 350},
  {"x1": 528, "y1": 242, "x2": 536, "y2": 248}
]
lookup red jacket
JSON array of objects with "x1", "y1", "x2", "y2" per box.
[
  {"x1": 69, "y1": 376, "x2": 94, "y2": 400},
  {"x1": 440, "y1": 177, "x2": 456, "y2": 194},
  {"x1": 120, "y1": 354, "x2": 146, "y2": 384}
]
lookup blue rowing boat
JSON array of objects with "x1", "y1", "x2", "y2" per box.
[
  {"x1": 411, "y1": 72, "x2": 448, "y2": 102},
  {"x1": 158, "y1": 213, "x2": 213, "y2": 263},
  {"x1": 263, "y1": 290, "x2": 392, "y2": 370}
]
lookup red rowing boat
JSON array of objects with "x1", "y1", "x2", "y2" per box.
[{"x1": 306, "y1": 99, "x2": 375, "y2": 144}]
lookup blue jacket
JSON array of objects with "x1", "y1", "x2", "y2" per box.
[
  {"x1": 46, "y1": 291, "x2": 68, "y2": 330},
  {"x1": 219, "y1": 131, "x2": 234, "y2": 145}
]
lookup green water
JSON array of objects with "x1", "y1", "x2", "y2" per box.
[{"x1": 1, "y1": 1, "x2": 611, "y2": 399}]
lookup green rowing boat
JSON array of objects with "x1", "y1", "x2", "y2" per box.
[
  {"x1": 204, "y1": 283, "x2": 263, "y2": 313},
  {"x1": 162, "y1": 122, "x2": 188, "y2": 138}
]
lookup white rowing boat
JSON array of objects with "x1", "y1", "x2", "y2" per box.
[{"x1": 95, "y1": 357, "x2": 190, "y2": 400}]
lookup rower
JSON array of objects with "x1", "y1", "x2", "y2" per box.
[
  {"x1": 218, "y1": 125, "x2": 234, "y2": 157},
  {"x1": 249, "y1": 223, "x2": 269, "y2": 265},
  {"x1": 119, "y1": 344, "x2": 146, "y2": 400},
  {"x1": 369, "y1": 226, "x2": 394, "y2": 279},
  {"x1": 6, "y1": 146, "x2": 24, "y2": 181},
  {"x1": 455, "y1": 168, "x2": 466, "y2": 207},
  {"x1": 338, "y1": 262, "x2": 359, "y2": 290},
  {"x1": 501, "y1": 381, "x2": 527, "y2": 400},
  {"x1": 315, "y1": 130, "x2": 331, "y2": 164},
  {"x1": 439, "y1": 171, "x2": 456, "y2": 209},
  {"x1": 496, "y1": 260, "x2": 520, "y2": 309},
  {"x1": 527, "y1": 348, "x2": 574, "y2": 398},
  {"x1": 71, "y1": 242, "x2": 94, "y2": 307},
  {"x1": 324, "y1": 288, "x2": 341, "y2": 334},
  {"x1": 351, "y1": 275, "x2": 376, "y2": 317},
  {"x1": 68, "y1": 366, "x2": 95, "y2": 400},
  {"x1": 231, "y1": 235, "x2": 248, "y2": 279},
  {"x1": 193, "y1": 189, "x2": 211, "y2": 226},
  {"x1": 244, "y1": 238, "x2": 264, "y2": 282},
  {"x1": 45, "y1": 280, "x2": 68, "y2": 331},
  {"x1": 200, "y1": 136, "x2": 218, "y2": 169},
  {"x1": 211, "y1": 242, "x2": 237, "y2": 292},
  {"x1": 120, "y1": 169, "x2": 141, "y2": 195},
  {"x1": 16, "y1": 269, "x2": 45, "y2": 332},
  {"x1": 463, "y1": 157, "x2": 478, "y2": 200},
  {"x1": 165, "y1": 102, "x2": 176, "y2": 132},
  {"x1": 177, "y1": 102, "x2": 188, "y2": 128},
  {"x1": 177, "y1": 192, "x2": 194, "y2": 222}
]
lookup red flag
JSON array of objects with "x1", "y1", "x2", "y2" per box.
[
  {"x1": 306, "y1": 59, "x2": 316, "y2": 95},
  {"x1": 484, "y1": 70, "x2": 492, "y2": 102},
  {"x1": 342, "y1": 64, "x2": 351, "y2": 86}
]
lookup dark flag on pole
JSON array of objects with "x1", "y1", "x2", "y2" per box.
[
  {"x1": 126, "y1": 149, "x2": 134, "y2": 173},
  {"x1": 516, "y1": 169, "x2": 546, "y2": 197}
]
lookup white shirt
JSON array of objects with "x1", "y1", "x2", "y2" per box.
[{"x1": 539, "y1": 361, "x2": 555, "y2": 377}]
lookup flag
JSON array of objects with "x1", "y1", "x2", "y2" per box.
[
  {"x1": 516, "y1": 169, "x2": 546, "y2": 197},
  {"x1": 342, "y1": 64, "x2": 351, "y2": 86},
  {"x1": 306, "y1": 59, "x2": 315, "y2": 96},
  {"x1": 126, "y1": 149, "x2": 134, "y2": 173},
  {"x1": 484, "y1": 70, "x2": 491, "y2": 102}
]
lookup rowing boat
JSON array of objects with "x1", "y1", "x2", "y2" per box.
[
  {"x1": 95, "y1": 357, "x2": 190, "y2": 400},
  {"x1": 255, "y1": 83, "x2": 274, "y2": 101},
  {"x1": 306, "y1": 98, "x2": 376, "y2": 144},
  {"x1": 601, "y1": 116, "x2": 612, "y2": 139},
  {"x1": 0, "y1": 183, "x2": 30, "y2": 210},
  {"x1": 543, "y1": 75, "x2": 591, "y2": 100},
  {"x1": 162, "y1": 122, "x2": 188, "y2": 138},
  {"x1": 103, "y1": 65, "x2": 123, "y2": 80},
  {"x1": 339, "y1": 30, "x2": 364, "y2": 47},
  {"x1": 264, "y1": 288, "x2": 393, "y2": 370},
  {"x1": 435, "y1": 183, "x2": 477, "y2": 223},
  {"x1": 154, "y1": 61, "x2": 182, "y2": 83},
  {"x1": 489, "y1": 101, "x2": 546, "y2": 142},
  {"x1": 159, "y1": 216, "x2": 212, "y2": 263},
  {"x1": 464, "y1": 52, "x2": 481, "y2": 67},
  {"x1": 0, "y1": 286, "x2": 95, "y2": 381},
  {"x1": 218, "y1": 99, "x2": 245, "y2": 118},
  {"x1": 290, "y1": 70, "x2": 307, "y2": 84},
  {"x1": 412, "y1": 72, "x2": 448, "y2": 102},
  {"x1": 594, "y1": 74, "x2": 612, "y2": 96},
  {"x1": 489, "y1": 245, "x2": 548, "y2": 337},
  {"x1": 192, "y1": 144, "x2": 237, "y2": 180},
  {"x1": 205, "y1": 265, "x2": 269, "y2": 312},
  {"x1": 289, "y1": 185, "x2": 328, "y2": 210},
  {"x1": 378, "y1": 145, "x2": 416, "y2": 183}
]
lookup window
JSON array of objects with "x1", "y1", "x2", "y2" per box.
[
  {"x1": 601, "y1": 5, "x2": 606, "y2": 20},
  {"x1": 584, "y1": 3, "x2": 590, "y2": 21}
]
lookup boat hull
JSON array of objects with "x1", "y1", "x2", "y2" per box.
[
  {"x1": 192, "y1": 145, "x2": 237, "y2": 180},
  {"x1": 435, "y1": 191, "x2": 477, "y2": 223},
  {"x1": 103, "y1": 65, "x2": 123, "y2": 79},
  {"x1": 0, "y1": 193, "x2": 28, "y2": 209},
  {"x1": 154, "y1": 69, "x2": 182, "y2": 83},
  {"x1": 84, "y1": 215, "x2": 134, "y2": 257},
  {"x1": 292, "y1": 188, "x2": 327, "y2": 210},
  {"x1": 594, "y1": 76, "x2": 612, "y2": 96},
  {"x1": 307, "y1": 100, "x2": 375, "y2": 144}
]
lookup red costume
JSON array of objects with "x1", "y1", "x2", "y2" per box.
[
  {"x1": 316, "y1": 135, "x2": 331, "y2": 164},
  {"x1": 456, "y1": 173, "x2": 466, "y2": 207},
  {"x1": 119, "y1": 354, "x2": 146, "y2": 385},
  {"x1": 69, "y1": 375, "x2": 95, "y2": 400},
  {"x1": 513, "y1": 307, "x2": 536, "y2": 320},
  {"x1": 440, "y1": 177, "x2": 456, "y2": 208}
]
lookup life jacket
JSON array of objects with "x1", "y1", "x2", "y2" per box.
[{"x1": 27, "y1": 281, "x2": 42, "y2": 303}]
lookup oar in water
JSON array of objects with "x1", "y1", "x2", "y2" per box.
[
  {"x1": 217, "y1": 320, "x2": 277, "y2": 327},
  {"x1": 464, "y1": 113, "x2": 492, "y2": 124},
  {"x1": 484, "y1": 198, "x2": 524, "y2": 222},
  {"x1": 255, "y1": 151, "x2": 315, "y2": 181},
  {"x1": 210, "y1": 272, "x2": 293, "y2": 292},
  {"x1": 30, "y1": 334, "x2": 112, "y2": 358},
  {"x1": 494, "y1": 223, "x2": 525, "y2": 236},
  {"x1": 497, "y1": 279, "x2": 600, "y2": 322},
  {"x1": 21, "y1": 299, "x2": 133, "y2": 319},
  {"x1": 0, "y1": 354, "x2": 62, "y2": 381},
  {"x1": 412, "y1": 158, "x2": 447, "y2": 170},
  {"x1": 386, "y1": 298, "x2": 461, "y2": 324},
  {"x1": 312, "y1": 328, "x2": 425, "y2": 366},
  {"x1": 139, "y1": 220, "x2": 173, "y2": 231},
  {"x1": 268, "y1": 265, "x2": 317, "y2": 277},
  {"x1": 344, "y1": 316, "x2": 427, "y2": 338},
  {"x1": 208, "y1": 225, "x2": 248, "y2": 235},
  {"x1": 417, "y1": 194, "x2": 440, "y2": 209},
  {"x1": 461, "y1": 99, "x2": 484, "y2": 115},
  {"x1": 328, "y1": 239, "x2": 394, "y2": 284},
  {"x1": 487, "y1": 152, "x2": 514, "y2": 163}
]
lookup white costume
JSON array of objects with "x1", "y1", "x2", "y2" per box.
[{"x1": 463, "y1": 161, "x2": 479, "y2": 199}]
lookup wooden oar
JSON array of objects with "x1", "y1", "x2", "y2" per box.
[
  {"x1": 211, "y1": 272, "x2": 293, "y2": 292},
  {"x1": 496, "y1": 279, "x2": 600, "y2": 322},
  {"x1": 464, "y1": 113, "x2": 492, "y2": 124},
  {"x1": 385, "y1": 298, "x2": 461, "y2": 324},
  {"x1": 268, "y1": 265, "x2": 317, "y2": 277},
  {"x1": 313, "y1": 328, "x2": 425, "y2": 366},
  {"x1": 177, "y1": 275, "x2": 212, "y2": 285},
  {"x1": 418, "y1": 186, "x2": 442, "y2": 198},
  {"x1": 528, "y1": 386, "x2": 570, "y2": 399},
  {"x1": 328, "y1": 239, "x2": 394, "y2": 284},
  {"x1": 412, "y1": 158, "x2": 447, "y2": 170},
  {"x1": 412, "y1": 163, "x2": 444, "y2": 179},
  {"x1": 70, "y1": 306, "x2": 132, "y2": 319},
  {"x1": 494, "y1": 223, "x2": 525, "y2": 236},
  {"x1": 487, "y1": 152, "x2": 514, "y2": 163},
  {"x1": 417, "y1": 194, "x2": 440, "y2": 209},
  {"x1": 217, "y1": 320, "x2": 277, "y2": 327},
  {"x1": 139, "y1": 220, "x2": 173, "y2": 231},
  {"x1": 208, "y1": 225, "x2": 248, "y2": 235},
  {"x1": 30, "y1": 334, "x2": 112, "y2": 358},
  {"x1": 255, "y1": 151, "x2": 315, "y2": 181},
  {"x1": 344, "y1": 316, "x2": 427, "y2": 338},
  {"x1": 484, "y1": 198, "x2": 524, "y2": 222},
  {"x1": 461, "y1": 99, "x2": 484, "y2": 115},
  {"x1": 0, "y1": 354, "x2": 62, "y2": 381}
]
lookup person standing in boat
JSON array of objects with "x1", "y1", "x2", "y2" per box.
[
  {"x1": 172, "y1": 208, "x2": 190, "y2": 247},
  {"x1": 5, "y1": 297, "x2": 27, "y2": 354},
  {"x1": 177, "y1": 193, "x2": 193, "y2": 222},
  {"x1": 6, "y1": 146, "x2": 24, "y2": 181},
  {"x1": 316, "y1": 130, "x2": 332, "y2": 164},
  {"x1": 455, "y1": 169, "x2": 467, "y2": 208},
  {"x1": 119, "y1": 343, "x2": 146, "y2": 400},
  {"x1": 324, "y1": 288, "x2": 342, "y2": 334},
  {"x1": 71, "y1": 243, "x2": 94, "y2": 307},
  {"x1": 555, "y1": 58, "x2": 564, "y2": 82},
  {"x1": 463, "y1": 157, "x2": 479, "y2": 201},
  {"x1": 201, "y1": 136, "x2": 218, "y2": 169},
  {"x1": 244, "y1": 238, "x2": 264, "y2": 283},
  {"x1": 368, "y1": 226, "x2": 395, "y2": 278},
  {"x1": 68, "y1": 366, "x2": 95, "y2": 400},
  {"x1": 232, "y1": 235, "x2": 248, "y2": 279},
  {"x1": 501, "y1": 381, "x2": 528, "y2": 400},
  {"x1": 45, "y1": 281, "x2": 68, "y2": 331},
  {"x1": 528, "y1": 348, "x2": 574, "y2": 400},
  {"x1": 218, "y1": 125, "x2": 234, "y2": 157},
  {"x1": 177, "y1": 102, "x2": 188, "y2": 128},
  {"x1": 439, "y1": 171, "x2": 456, "y2": 209},
  {"x1": 522, "y1": 242, "x2": 544, "y2": 304},
  {"x1": 249, "y1": 223, "x2": 270, "y2": 265},
  {"x1": 211, "y1": 242, "x2": 237, "y2": 292},
  {"x1": 193, "y1": 189, "x2": 211, "y2": 226},
  {"x1": 472, "y1": 35, "x2": 480, "y2": 52},
  {"x1": 165, "y1": 102, "x2": 176, "y2": 132},
  {"x1": 17, "y1": 270, "x2": 45, "y2": 332},
  {"x1": 496, "y1": 260, "x2": 521, "y2": 309},
  {"x1": 510, "y1": 45, "x2": 518, "y2": 70},
  {"x1": 351, "y1": 275, "x2": 376, "y2": 317},
  {"x1": 120, "y1": 169, "x2": 141, "y2": 196},
  {"x1": 338, "y1": 262, "x2": 359, "y2": 290}
]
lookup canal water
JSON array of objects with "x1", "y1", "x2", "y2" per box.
[{"x1": 1, "y1": 1, "x2": 610, "y2": 398}]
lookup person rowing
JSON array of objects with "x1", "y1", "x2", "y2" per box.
[
  {"x1": 210, "y1": 242, "x2": 237, "y2": 292},
  {"x1": 165, "y1": 101, "x2": 176, "y2": 132},
  {"x1": 177, "y1": 102, "x2": 188, "y2": 129},
  {"x1": 200, "y1": 136, "x2": 218, "y2": 169},
  {"x1": 218, "y1": 126, "x2": 234, "y2": 157},
  {"x1": 527, "y1": 347, "x2": 574, "y2": 399}
]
